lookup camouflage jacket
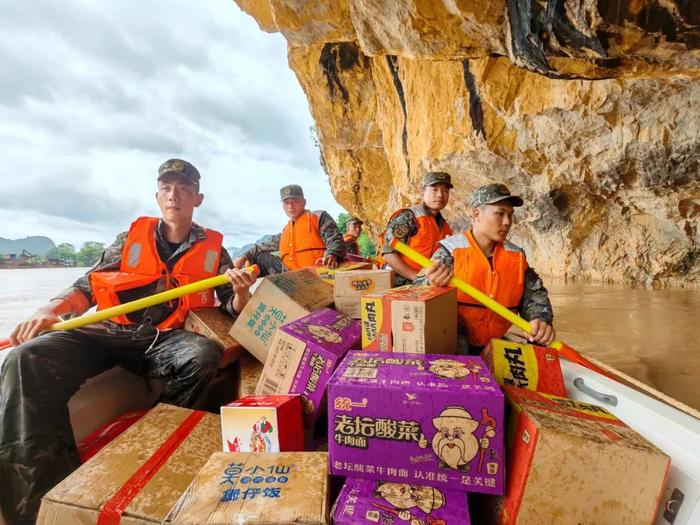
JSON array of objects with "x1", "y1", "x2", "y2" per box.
[
  {"x1": 381, "y1": 203, "x2": 449, "y2": 286},
  {"x1": 244, "y1": 210, "x2": 346, "y2": 262},
  {"x1": 54, "y1": 221, "x2": 237, "y2": 325},
  {"x1": 414, "y1": 237, "x2": 553, "y2": 324}
]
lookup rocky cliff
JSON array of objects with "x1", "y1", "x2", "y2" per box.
[{"x1": 235, "y1": 0, "x2": 699, "y2": 286}]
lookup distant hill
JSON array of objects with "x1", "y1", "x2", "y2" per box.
[
  {"x1": 0, "y1": 236, "x2": 56, "y2": 256},
  {"x1": 227, "y1": 235, "x2": 276, "y2": 259}
]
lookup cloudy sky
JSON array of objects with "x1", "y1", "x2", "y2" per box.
[{"x1": 0, "y1": 0, "x2": 345, "y2": 250}]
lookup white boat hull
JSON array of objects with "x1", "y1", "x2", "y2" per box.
[{"x1": 562, "y1": 360, "x2": 700, "y2": 525}]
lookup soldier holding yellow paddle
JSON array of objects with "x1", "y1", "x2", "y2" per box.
[{"x1": 0, "y1": 159, "x2": 257, "y2": 525}]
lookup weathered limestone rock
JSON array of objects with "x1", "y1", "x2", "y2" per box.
[{"x1": 235, "y1": 0, "x2": 699, "y2": 286}]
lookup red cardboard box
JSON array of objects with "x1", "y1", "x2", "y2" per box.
[
  {"x1": 482, "y1": 339, "x2": 566, "y2": 396},
  {"x1": 500, "y1": 386, "x2": 670, "y2": 524},
  {"x1": 220, "y1": 395, "x2": 305, "y2": 453},
  {"x1": 360, "y1": 286, "x2": 456, "y2": 354}
]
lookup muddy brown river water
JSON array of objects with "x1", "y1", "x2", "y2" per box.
[{"x1": 547, "y1": 279, "x2": 699, "y2": 410}]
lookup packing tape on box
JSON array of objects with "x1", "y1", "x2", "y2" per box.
[{"x1": 97, "y1": 410, "x2": 206, "y2": 525}]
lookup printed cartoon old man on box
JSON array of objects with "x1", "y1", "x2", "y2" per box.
[{"x1": 328, "y1": 352, "x2": 505, "y2": 495}]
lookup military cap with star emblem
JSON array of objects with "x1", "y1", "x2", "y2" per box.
[
  {"x1": 280, "y1": 184, "x2": 305, "y2": 201},
  {"x1": 157, "y1": 159, "x2": 201, "y2": 187},
  {"x1": 422, "y1": 171, "x2": 454, "y2": 189}
]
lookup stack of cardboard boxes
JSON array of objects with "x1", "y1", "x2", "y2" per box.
[{"x1": 37, "y1": 268, "x2": 673, "y2": 524}]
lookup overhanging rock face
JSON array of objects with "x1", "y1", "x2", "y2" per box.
[{"x1": 235, "y1": 0, "x2": 699, "y2": 285}]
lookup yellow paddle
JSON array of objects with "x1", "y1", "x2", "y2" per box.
[
  {"x1": 391, "y1": 240, "x2": 611, "y2": 377},
  {"x1": 0, "y1": 265, "x2": 259, "y2": 350}
]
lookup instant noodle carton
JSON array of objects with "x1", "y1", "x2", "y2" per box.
[
  {"x1": 313, "y1": 260, "x2": 373, "y2": 284},
  {"x1": 333, "y1": 269, "x2": 394, "y2": 318},
  {"x1": 220, "y1": 395, "x2": 305, "y2": 453},
  {"x1": 164, "y1": 452, "x2": 329, "y2": 524},
  {"x1": 482, "y1": 339, "x2": 566, "y2": 396},
  {"x1": 333, "y1": 477, "x2": 471, "y2": 524},
  {"x1": 328, "y1": 352, "x2": 504, "y2": 495},
  {"x1": 360, "y1": 286, "x2": 457, "y2": 354},
  {"x1": 255, "y1": 308, "x2": 361, "y2": 426},
  {"x1": 499, "y1": 386, "x2": 670, "y2": 524},
  {"x1": 230, "y1": 269, "x2": 334, "y2": 364}
]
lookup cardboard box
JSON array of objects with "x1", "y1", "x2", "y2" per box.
[
  {"x1": 312, "y1": 260, "x2": 373, "y2": 284},
  {"x1": 328, "y1": 352, "x2": 504, "y2": 494},
  {"x1": 333, "y1": 477, "x2": 471, "y2": 524},
  {"x1": 361, "y1": 286, "x2": 457, "y2": 354},
  {"x1": 500, "y1": 386, "x2": 670, "y2": 524},
  {"x1": 185, "y1": 307, "x2": 243, "y2": 367},
  {"x1": 37, "y1": 404, "x2": 221, "y2": 525},
  {"x1": 230, "y1": 269, "x2": 334, "y2": 364},
  {"x1": 482, "y1": 339, "x2": 566, "y2": 396},
  {"x1": 255, "y1": 308, "x2": 360, "y2": 426},
  {"x1": 237, "y1": 352, "x2": 265, "y2": 399},
  {"x1": 163, "y1": 451, "x2": 329, "y2": 524},
  {"x1": 333, "y1": 269, "x2": 394, "y2": 318},
  {"x1": 221, "y1": 395, "x2": 305, "y2": 453}
]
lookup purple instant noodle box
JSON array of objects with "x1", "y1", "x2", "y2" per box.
[
  {"x1": 256, "y1": 307, "x2": 360, "y2": 427},
  {"x1": 333, "y1": 477, "x2": 471, "y2": 524},
  {"x1": 328, "y1": 352, "x2": 505, "y2": 495}
]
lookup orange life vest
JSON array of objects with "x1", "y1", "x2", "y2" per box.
[
  {"x1": 279, "y1": 210, "x2": 326, "y2": 270},
  {"x1": 90, "y1": 216, "x2": 223, "y2": 330},
  {"x1": 440, "y1": 230, "x2": 526, "y2": 347},
  {"x1": 377, "y1": 205, "x2": 452, "y2": 270},
  {"x1": 343, "y1": 234, "x2": 359, "y2": 256}
]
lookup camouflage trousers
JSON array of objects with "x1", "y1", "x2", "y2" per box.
[
  {"x1": 0, "y1": 321, "x2": 222, "y2": 525},
  {"x1": 253, "y1": 251, "x2": 287, "y2": 277}
]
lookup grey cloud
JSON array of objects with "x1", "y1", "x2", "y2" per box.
[{"x1": 0, "y1": 178, "x2": 140, "y2": 226}]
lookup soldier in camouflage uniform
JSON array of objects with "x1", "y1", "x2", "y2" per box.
[
  {"x1": 0, "y1": 160, "x2": 256, "y2": 525},
  {"x1": 234, "y1": 184, "x2": 345, "y2": 275},
  {"x1": 382, "y1": 172, "x2": 454, "y2": 286},
  {"x1": 417, "y1": 183, "x2": 554, "y2": 355}
]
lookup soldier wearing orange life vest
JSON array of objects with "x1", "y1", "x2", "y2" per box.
[
  {"x1": 343, "y1": 217, "x2": 363, "y2": 256},
  {"x1": 419, "y1": 183, "x2": 555, "y2": 355},
  {"x1": 1, "y1": 159, "x2": 256, "y2": 525},
  {"x1": 380, "y1": 172, "x2": 454, "y2": 286},
  {"x1": 235, "y1": 184, "x2": 345, "y2": 275}
]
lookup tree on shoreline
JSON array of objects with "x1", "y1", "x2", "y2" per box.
[{"x1": 44, "y1": 242, "x2": 105, "y2": 267}]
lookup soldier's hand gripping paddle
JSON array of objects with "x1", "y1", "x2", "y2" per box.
[
  {"x1": 0, "y1": 265, "x2": 260, "y2": 350},
  {"x1": 390, "y1": 239, "x2": 612, "y2": 378}
]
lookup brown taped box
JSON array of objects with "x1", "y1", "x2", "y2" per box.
[
  {"x1": 333, "y1": 269, "x2": 394, "y2": 318},
  {"x1": 185, "y1": 307, "x2": 243, "y2": 368},
  {"x1": 36, "y1": 404, "x2": 222, "y2": 525},
  {"x1": 498, "y1": 386, "x2": 670, "y2": 524},
  {"x1": 312, "y1": 260, "x2": 372, "y2": 284},
  {"x1": 164, "y1": 451, "x2": 329, "y2": 524},
  {"x1": 361, "y1": 286, "x2": 457, "y2": 354},
  {"x1": 229, "y1": 269, "x2": 334, "y2": 364},
  {"x1": 236, "y1": 352, "x2": 265, "y2": 399}
]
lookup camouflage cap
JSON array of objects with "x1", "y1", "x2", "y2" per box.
[
  {"x1": 280, "y1": 184, "x2": 304, "y2": 201},
  {"x1": 422, "y1": 171, "x2": 454, "y2": 189},
  {"x1": 470, "y1": 183, "x2": 523, "y2": 208},
  {"x1": 157, "y1": 159, "x2": 200, "y2": 186},
  {"x1": 347, "y1": 216, "x2": 363, "y2": 225}
]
